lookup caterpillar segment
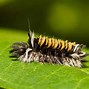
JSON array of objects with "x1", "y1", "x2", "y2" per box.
[
  {"x1": 51, "y1": 38, "x2": 55, "y2": 47},
  {"x1": 53, "y1": 39, "x2": 58, "y2": 49},
  {"x1": 38, "y1": 35, "x2": 76, "y2": 52}
]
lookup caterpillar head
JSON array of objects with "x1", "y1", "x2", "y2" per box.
[{"x1": 10, "y1": 42, "x2": 29, "y2": 58}]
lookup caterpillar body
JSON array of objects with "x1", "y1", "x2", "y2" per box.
[{"x1": 10, "y1": 31, "x2": 88, "y2": 68}]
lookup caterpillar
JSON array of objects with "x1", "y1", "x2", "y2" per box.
[{"x1": 10, "y1": 31, "x2": 88, "y2": 68}]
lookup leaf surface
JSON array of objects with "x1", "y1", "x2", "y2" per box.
[{"x1": 0, "y1": 29, "x2": 89, "y2": 89}]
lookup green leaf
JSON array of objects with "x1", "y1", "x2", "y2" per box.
[{"x1": 0, "y1": 29, "x2": 89, "y2": 89}]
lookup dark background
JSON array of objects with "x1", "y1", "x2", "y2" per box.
[{"x1": 0, "y1": 0, "x2": 89, "y2": 46}]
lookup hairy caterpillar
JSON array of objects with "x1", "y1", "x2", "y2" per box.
[{"x1": 10, "y1": 31, "x2": 88, "y2": 68}]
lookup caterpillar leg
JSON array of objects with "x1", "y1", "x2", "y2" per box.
[{"x1": 19, "y1": 48, "x2": 32, "y2": 62}]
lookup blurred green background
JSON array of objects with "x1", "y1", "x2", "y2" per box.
[{"x1": 0, "y1": 0, "x2": 89, "y2": 46}]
